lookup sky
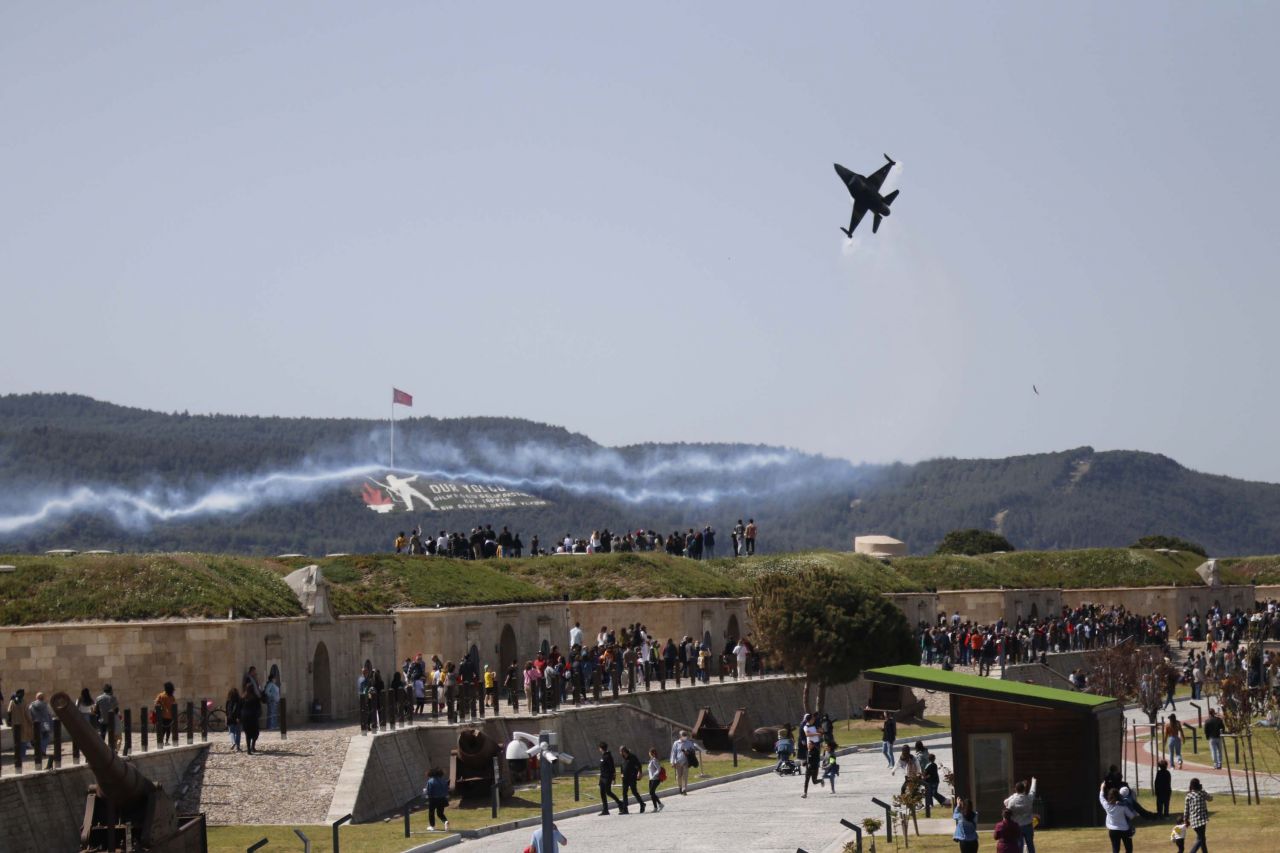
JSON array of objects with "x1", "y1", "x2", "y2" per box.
[{"x1": 4, "y1": 3, "x2": 1280, "y2": 481}]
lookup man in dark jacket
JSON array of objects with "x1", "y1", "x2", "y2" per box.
[
  {"x1": 597, "y1": 742, "x2": 626, "y2": 814},
  {"x1": 619, "y1": 745, "x2": 645, "y2": 813}
]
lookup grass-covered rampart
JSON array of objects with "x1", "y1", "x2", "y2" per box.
[{"x1": 0, "y1": 547, "x2": 1227, "y2": 626}]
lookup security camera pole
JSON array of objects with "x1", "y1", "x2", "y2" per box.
[
  {"x1": 540, "y1": 731, "x2": 556, "y2": 852},
  {"x1": 528, "y1": 729, "x2": 572, "y2": 853}
]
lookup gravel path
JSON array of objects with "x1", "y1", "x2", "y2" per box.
[{"x1": 197, "y1": 724, "x2": 356, "y2": 824}]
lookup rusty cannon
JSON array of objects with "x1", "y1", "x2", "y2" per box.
[
  {"x1": 50, "y1": 691, "x2": 206, "y2": 853},
  {"x1": 449, "y1": 728, "x2": 512, "y2": 800}
]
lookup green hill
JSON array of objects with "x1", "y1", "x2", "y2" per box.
[{"x1": 0, "y1": 547, "x2": 1230, "y2": 626}]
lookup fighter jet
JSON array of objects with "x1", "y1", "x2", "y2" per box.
[{"x1": 834, "y1": 154, "x2": 900, "y2": 237}]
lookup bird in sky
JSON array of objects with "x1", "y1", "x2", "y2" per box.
[{"x1": 1033, "y1": 385, "x2": 1039, "y2": 396}]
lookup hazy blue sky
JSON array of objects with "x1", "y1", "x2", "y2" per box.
[{"x1": 4, "y1": 3, "x2": 1279, "y2": 480}]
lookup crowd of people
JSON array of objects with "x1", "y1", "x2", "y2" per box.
[
  {"x1": 358, "y1": 621, "x2": 763, "y2": 729},
  {"x1": 392, "y1": 519, "x2": 760, "y2": 559},
  {"x1": 916, "y1": 603, "x2": 1180, "y2": 675},
  {"x1": 2, "y1": 666, "x2": 283, "y2": 765}
]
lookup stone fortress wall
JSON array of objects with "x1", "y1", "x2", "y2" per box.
[{"x1": 0, "y1": 564, "x2": 1266, "y2": 732}]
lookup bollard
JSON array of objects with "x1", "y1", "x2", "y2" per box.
[
  {"x1": 871, "y1": 797, "x2": 894, "y2": 842},
  {"x1": 658, "y1": 661, "x2": 667, "y2": 691},
  {"x1": 433, "y1": 684, "x2": 441, "y2": 722},
  {"x1": 122, "y1": 709, "x2": 131, "y2": 756},
  {"x1": 839, "y1": 819, "x2": 864, "y2": 853},
  {"x1": 732, "y1": 743, "x2": 738, "y2": 768},
  {"x1": 479, "y1": 681, "x2": 486, "y2": 719},
  {"x1": 279, "y1": 697, "x2": 287, "y2": 740},
  {"x1": 53, "y1": 719, "x2": 63, "y2": 768},
  {"x1": 200, "y1": 698, "x2": 209, "y2": 742},
  {"x1": 72, "y1": 727, "x2": 81, "y2": 765},
  {"x1": 359, "y1": 694, "x2": 368, "y2": 735},
  {"x1": 332, "y1": 813, "x2": 352, "y2": 853},
  {"x1": 574, "y1": 764, "x2": 593, "y2": 802},
  {"x1": 14, "y1": 733, "x2": 22, "y2": 773},
  {"x1": 292, "y1": 828, "x2": 310, "y2": 853},
  {"x1": 492, "y1": 755, "x2": 501, "y2": 819},
  {"x1": 186, "y1": 701, "x2": 194, "y2": 744},
  {"x1": 404, "y1": 797, "x2": 413, "y2": 838},
  {"x1": 247, "y1": 839, "x2": 268, "y2": 852}
]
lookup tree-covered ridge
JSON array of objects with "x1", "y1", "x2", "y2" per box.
[{"x1": 5, "y1": 393, "x2": 1280, "y2": 555}]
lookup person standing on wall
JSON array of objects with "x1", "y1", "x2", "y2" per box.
[{"x1": 744, "y1": 519, "x2": 757, "y2": 555}]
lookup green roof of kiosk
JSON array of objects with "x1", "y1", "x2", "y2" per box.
[{"x1": 864, "y1": 664, "x2": 1119, "y2": 712}]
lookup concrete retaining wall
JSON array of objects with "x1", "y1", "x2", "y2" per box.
[
  {"x1": 0, "y1": 743, "x2": 206, "y2": 853},
  {"x1": 346, "y1": 675, "x2": 886, "y2": 823}
]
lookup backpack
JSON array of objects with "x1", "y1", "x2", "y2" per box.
[{"x1": 658, "y1": 765, "x2": 668, "y2": 783}]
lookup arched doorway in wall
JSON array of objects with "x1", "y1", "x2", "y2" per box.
[
  {"x1": 1029, "y1": 602, "x2": 1039, "y2": 620},
  {"x1": 499, "y1": 624, "x2": 517, "y2": 669},
  {"x1": 726, "y1": 614, "x2": 741, "y2": 644},
  {"x1": 313, "y1": 642, "x2": 332, "y2": 721}
]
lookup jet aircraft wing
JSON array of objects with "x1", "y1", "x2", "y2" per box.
[{"x1": 865, "y1": 160, "x2": 893, "y2": 192}]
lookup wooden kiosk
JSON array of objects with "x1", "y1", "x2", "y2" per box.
[{"x1": 865, "y1": 664, "x2": 1124, "y2": 827}]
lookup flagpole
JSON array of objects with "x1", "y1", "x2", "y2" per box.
[{"x1": 390, "y1": 390, "x2": 395, "y2": 470}]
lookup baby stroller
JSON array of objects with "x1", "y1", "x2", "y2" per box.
[
  {"x1": 775, "y1": 754, "x2": 801, "y2": 776},
  {"x1": 775, "y1": 734, "x2": 801, "y2": 776}
]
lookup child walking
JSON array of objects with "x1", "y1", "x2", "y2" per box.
[{"x1": 821, "y1": 743, "x2": 840, "y2": 793}]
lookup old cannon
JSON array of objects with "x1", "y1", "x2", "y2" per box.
[
  {"x1": 50, "y1": 691, "x2": 206, "y2": 852},
  {"x1": 692, "y1": 707, "x2": 752, "y2": 752},
  {"x1": 449, "y1": 728, "x2": 511, "y2": 799}
]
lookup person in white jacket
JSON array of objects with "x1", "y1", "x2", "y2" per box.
[{"x1": 1003, "y1": 776, "x2": 1038, "y2": 852}]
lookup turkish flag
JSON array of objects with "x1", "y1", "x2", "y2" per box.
[{"x1": 392, "y1": 388, "x2": 413, "y2": 407}]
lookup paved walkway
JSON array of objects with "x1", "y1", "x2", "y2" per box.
[
  {"x1": 454, "y1": 741, "x2": 956, "y2": 853},
  {"x1": 1121, "y1": 695, "x2": 1280, "y2": 798}
]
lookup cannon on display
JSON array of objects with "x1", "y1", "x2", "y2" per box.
[{"x1": 50, "y1": 691, "x2": 207, "y2": 852}]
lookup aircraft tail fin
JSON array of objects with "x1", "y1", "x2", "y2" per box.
[
  {"x1": 872, "y1": 213, "x2": 883, "y2": 234},
  {"x1": 883, "y1": 189, "x2": 900, "y2": 206},
  {"x1": 840, "y1": 227, "x2": 854, "y2": 238}
]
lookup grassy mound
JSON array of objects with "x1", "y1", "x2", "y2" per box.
[
  {"x1": 891, "y1": 548, "x2": 1207, "y2": 590},
  {"x1": 1217, "y1": 556, "x2": 1280, "y2": 585},
  {"x1": 0, "y1": 553, "x2": 303, "y2": 626},
  {"x1": 276, "y1": 553, "x2": 558, "y2": 612},
  {"x1": 0, "y1": 547, "x2": 1225, "y2": 626}
]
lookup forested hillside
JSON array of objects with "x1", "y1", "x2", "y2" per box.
[{"x1": 3, "y1": 393, "x2": 1280, "y2": 556}]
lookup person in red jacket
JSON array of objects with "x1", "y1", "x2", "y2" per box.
[{"x1": 993, "y1": 808, "x2": 1022, "y2": 853}]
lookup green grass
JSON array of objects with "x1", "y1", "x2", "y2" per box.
[
  {"x1": 890, "y1": 548, "x2": 1207, "y2": 590},
  {"x1": 0, "y1": 547, "x2": 1231, "y2": 626},
  {"x1": 898, "y1": 796, "x2": 1280, "y2": 852},
  {"x1": 1216, "y1": 555, "x2": 1280, "y2": 585},
  {"x1": 0, "y1": 552, "x2": 303, "y2": 625}
]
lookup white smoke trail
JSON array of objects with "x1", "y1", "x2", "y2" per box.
[{"x1": 0, "y1": 437, "x2": 850, "y2": 537}]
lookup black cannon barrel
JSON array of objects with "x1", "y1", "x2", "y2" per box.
[
  {"x1": 51, "y1": 691, "x2": 156, "y2": 809},
  {"x1": 455, "y1": 729, "x2": 499, "y2": 776}
]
